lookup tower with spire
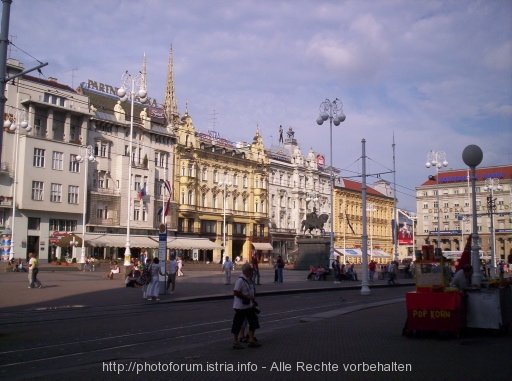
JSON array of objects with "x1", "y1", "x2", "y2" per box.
[{"x1": 163, "y1": 45, "x2": 180, "y2": 127}]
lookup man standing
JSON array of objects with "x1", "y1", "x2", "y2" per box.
[
  {"x1": 166, "y1": 254, "x2": 178, "y2": 294},
  {"x1": 368, "y1": 260, "x2": 376, "y2": 282},
  {"x1": 276, "y1": 255, "x2": 285, "y2": 283},
  {"x1": 223, "y1": 255, "x2": 233, "y2": 285},
  {"x1": 28, "y1": 252, "x2": 42, "y2": 289},
  {"x1": 251, "y1": 250, "x2": 260, "y2": 285},
  {"x1": 231, "y1": 263, "x2": 260, "y2": 349},
  {"x1": 387, "y1": 261, "x2": 397, "y2": 285},
  {"x1": 332, "y1": 255, "x2": 341, "y2": 284}
]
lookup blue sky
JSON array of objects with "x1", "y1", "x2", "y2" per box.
[{"x1": 5, "y1": 0, "x2": 512, "y2": 211}]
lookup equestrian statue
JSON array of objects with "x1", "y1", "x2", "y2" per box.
[{"x1": 301, "y1": 207, "x2": 329, "y2": 235}]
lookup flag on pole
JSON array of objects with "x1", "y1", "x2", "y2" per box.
[
  {"x1": 164, "y1": 197, "x2": 171, "y2": 217},
  {"x1": 138, "y1": 186, "x2": 146, "y2": 200},
  {"x1": 163, "y1": 180, "x2": 172, "y2": 198},
  {"x1": 346, "y1": 213, "x2": 355, "y2": 235}
]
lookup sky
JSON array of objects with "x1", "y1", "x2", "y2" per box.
[{"x1": 5, "y1": 0, "x2": 512, "y2": 211}]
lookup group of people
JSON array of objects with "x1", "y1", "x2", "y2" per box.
[
  {"x1": 331, "y1": 256, "x2": 359, "y2": 283},
  {"x1": 8, "y1": 258, "x2": 26, "y2": 272}
]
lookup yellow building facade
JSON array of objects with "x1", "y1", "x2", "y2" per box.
[{"x1": 173, "y1": 111, "x2": 269, "y2": 263}]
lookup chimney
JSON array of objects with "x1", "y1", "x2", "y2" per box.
[{"x1": 48, "y1": 77, "x2": 58, "y2": 83}]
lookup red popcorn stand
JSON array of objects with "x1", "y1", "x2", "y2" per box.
[{"x1": 404, "y1": 245, "x2": 466, "y2": 336}]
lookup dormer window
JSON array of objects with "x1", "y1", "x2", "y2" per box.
[
  {"x1": 232, "y1": 151, "x2": 236, "y2": 156},
  {"x1": 222, "y1": 148, "x2": 226, "y2": 154},
  {"x1": 211, "y1": 146, "x2": 215, "y2": 152},
  {"x1": 200, "y1": 143, "x2": 205, "y2": 149}
]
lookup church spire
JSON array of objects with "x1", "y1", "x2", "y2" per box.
[{"x1": 163, "y1": 45, "x2": 180, "y2": 126}]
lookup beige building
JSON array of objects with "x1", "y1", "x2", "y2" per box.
[
  {"x1": 415, "y1": 165, "x2": 512, "y2": 262},
  {"x1": 1, "y1": 59, "x2": 91, "y2": 262}
]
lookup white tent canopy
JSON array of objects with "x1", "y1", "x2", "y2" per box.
[{"x1": 83, "y1": 234, "x2": 222, "y2": 250}]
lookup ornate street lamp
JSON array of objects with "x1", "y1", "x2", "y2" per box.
[
  {"x1": 118, "y1": 71, "x2": 147, "y2": 266},
  {"x1": 426, "y1": 150, "x2": 448, "y2": 253},
  {"x1": 316, "y1": 98, "x2": 345, "y2": 266},
  {"x1": 484, "y1": 178, "x2": 502, "y2": 277},
  {"x1": 75, "y1": 145, "x2": 95, "y2": 264},
  {"x1": 3, "y1": 107, "x2": 31, "y2": 260},
  {"x1": 462, "y1": 144, "x2": 483, "y2": 286}
]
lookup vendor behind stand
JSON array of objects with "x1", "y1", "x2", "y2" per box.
[{"x1": 450, "y1": 264, "x2": 474, "y2": 290}]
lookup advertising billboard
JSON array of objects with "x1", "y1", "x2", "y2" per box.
[{"x1": 398, "y1": 213, "x2": 413, "y2": 245}]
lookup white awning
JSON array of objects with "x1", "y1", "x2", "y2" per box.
[
  {"x1": 372, "y1": 250, "x2": 391, "y2": 258},
  {"x1": 334, "y1": 248, "x2": 362, "y2": 257},
  {"x1": 252, "y1": 242, "x2": 273, "y2": 251},
  {"x1": 166, "y1": 237, "x2": 223, "y2": 250},
  {"x1": 84, "y1": 234, "x2": 157, "y2": 248}
]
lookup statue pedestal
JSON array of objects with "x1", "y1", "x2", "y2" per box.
[{"x1": 294, "y1": 237, "x2": 331, "y2": 270}]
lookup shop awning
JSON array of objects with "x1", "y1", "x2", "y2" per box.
[
  {"x1": 252, "y1": 242, "x2": 273, "y2": 251},
  {"x1": 334, "y1": 248, "x2": 362, "y2": 257},
  {"x1": 166, "y1": 237, "x2": 223, "y2": 250},
  {"x1": 84, "y1": 234, "x2": 157, "y2": 248},
  {"x1": 371, "y1": 250, "x2": 391, "y2": 258}
]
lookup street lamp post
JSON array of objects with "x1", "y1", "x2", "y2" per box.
[
  {"x1": 76, "y1": 145, "x2": 95, "y2": 264},
  {"x1": 367, "y1": 203, "x2": 376, "y2": 262},
  {"x1": 426, "y1": 150, "x2": 448, "y2": 253},
  {"x1": 484, "y1": 178, "x2": 501, "y2": 277},
  {"x1": 118, "y1": 71, "x2": 147, "y2": 266},
  {"x1": 218, "y1": 175, "x2": 232, "y2": 256},
  {"x1": 462, "y1": 144, "x2": 483, "y2": 286},
  {"x1": 3, "y1": 107, "x2": 31, "y2": 260},
  {"x1": 316, "y1": 98, "x2": 345, "y2": 266}
]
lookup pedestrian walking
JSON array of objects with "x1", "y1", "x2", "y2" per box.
[
  {"x1": 166, "y1": 254, "x2": 178, "y2": 294},
  {"x1": 146, "y1": 257, "x2": 165, "y2": 301},
  {"x1": 369, "y1": 260, "x2": 376, "y2": 282},
  {"x1": 222, "y1": 255, "x2": 233, "y2": 285},
  {"x1": 332, "y1": 255, "x2": 341, "y2": 283},
  {"x1": 276, "y1": 255, "x2": 285, "y2": 283},
  {"x1": 27, "y1": 252, "x2": 42, "y2": 289},
  {"x1": 177, "y1": 257, "x2": 184, "y2": 277},
  {"x1": 231, "y1": 263, "x2": 261, "y2": 349},
  {"x1": 388, "y1": 261, "x2": 398, "y2": 285},
  {"x1": 251, "y1": 250, "x2": 261, "y2": 285}
]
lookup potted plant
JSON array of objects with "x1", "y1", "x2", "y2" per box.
[
  {"x1": 142, "y1": 154, "x2": 148, "y2": 168},
  {"x1": 52, "y1": 256, "x2": 60, "y2": 265}
]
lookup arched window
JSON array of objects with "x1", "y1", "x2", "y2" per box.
[
  {"x1": 181, "y1": 190, "x2": 185, "y2": 204},
  {"x1": 213, "y1": 195, "x2": 217, "y2": 209},
  {"x1": 202, "y1": 193, "x2": 206, "y2": 207}
]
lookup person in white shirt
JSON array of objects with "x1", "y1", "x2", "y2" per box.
[
  {"x1": 166, "y1": 255, "x2": 178, "y2": 294},
  {"x1": 450, "y1": 264, "x2": 473, "y2": 290},
  {"x1": 222, "y1": 255, "x2": 233, "y2": 285}
]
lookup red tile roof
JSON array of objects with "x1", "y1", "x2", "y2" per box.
[
  {"x1": 420, "y1": 165, "x2": 512, "y2": 186},
  {"x1": 338, "y1": 179, "x2": 388, "y2": 197}
]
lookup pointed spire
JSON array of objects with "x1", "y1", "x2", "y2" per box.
[{"x1": 163, "y1": 45, "x2": 180, "y2": 126}]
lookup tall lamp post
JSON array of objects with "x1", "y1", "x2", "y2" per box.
[
  {"x1": 316, "y1": 98, "x2": 345, "y2": 265},
  {"x1": 484, "y1": 178, "x2": 501, "y2": 277},
  {"x1": 118, "y1": 71, "x2": 147, "y2": 266},
  {"x1": 367, "y1": 203, "x2": 376, "y2": 262},
  {"x1": 218, "y1": 175, "x2": 232, "y2": 256},
  {"x1": 3, "y1": 107, "x2": 31, "y2": 260},
  {"x1": 462, "y1": 144, "x2": 483, "y2": 286},
  {"x1": 426, "y1": 150, "x2": 448, "y2": 252},
  {"x1": 76, "y1": 146, "x2": 95, "y2": 264}
]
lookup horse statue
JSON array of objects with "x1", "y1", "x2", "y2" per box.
[{"x1": 301, "y1": 211, "x2": 329, "y2": 235}]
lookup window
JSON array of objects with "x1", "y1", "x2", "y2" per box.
[
  {"x1": 33, "y1": 148, "x2": 45, "y2": 167},
  {"x1": 188, "y1": 190, "x2": 193, "y2": 205},
  {"x1": 133, "y1": 206, "x2": 140, "y2": 221},
  {"x1": 433, "y1": 201, "x2": 439, "y2": 208},
  {"x1": 200, "y1": 220, "x2": 216, "y2": 233},
  {"x1": 188, "y1": 164, "x2": 193, "y2": 177},
  {"x1": 243, "y1": 175, "x2": 247, "y2": 187},
  {"x1": 69, "y1": 154, "x2": 79, "y2": 172},
  {"x1": 423, "y1": 203, "x2": 428, "y2": 209},
  {"x1": 28, "y1": 217, "x2": 41, "y2": 230},
  {"x1": 422, "y1": 191, "x2": 427, "y2": 196},
  {"x1": 49, "y1": 219, "x2": 77, "y2": 232},
  {"x1": 202, "y1": 193, "x2": 206, "y2": 207},
  {"x1": 181, "y1": 191, "x2": 185, "y2": 204},
  {"x1": 234, "y1": 173, "x2": 238, "y2": 186},
  {"x1": 423, "y1": 215, "x2": 429, "y2": 220},
  {"x1": 443, "y1": 202, "x2": 449, "y2": 208},
  {"x1": 454, "y1": 189, "x2": 459, "y2": 194},
  {"x1": 213, "y1": 195, "x2": 217, "y2": 209},
  {"x1": 202, "y1": 167, "x2": 207, "y2": 181},
  {"x1": 68, "y1": 185, "x2": 79, "y2": 204},
  {"x1": 32, "y1": 181, "x2": 44, "y2": 200},
  {"x1": 52, "y1": 151, "x2": 63, "y2": 170},
  {"x1": 50, "y1": 183, "x2": 62, "y2": 202},
  {"x1": 134, "y1": 175, "x2": 141, "y2": 191},
  {"x1": 243, "y1": 199, "x2": 247, "y2": 212},
  {"x1": 233, "y1": 222, "x2": 246, "y2": 235},
  {"x1": 213, "y1": 170, "x2": 218, "y2": 182}
]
